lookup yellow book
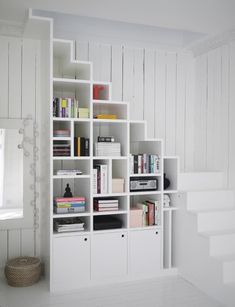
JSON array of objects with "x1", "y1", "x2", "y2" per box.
[
  {"x1": 61, "y1": 99, "x2": 67, "y2": 108},
  {"x1": 96, "y1": 114, "x2": 117, "y2": 119}
]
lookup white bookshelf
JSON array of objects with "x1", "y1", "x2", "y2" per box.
[{"x1": 49, "y1": 37, "x2": 179, "y2": 292}]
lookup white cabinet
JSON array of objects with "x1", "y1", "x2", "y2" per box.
[
  {"x1": 129, "y1": 229, "x2": 161, "y2": 277},
  {"x1": 52, "y1": 235, "x2": 90, "y2": 291},
  {"x1": 91, "y1": 232, "x2": 128, "y2": 280}
]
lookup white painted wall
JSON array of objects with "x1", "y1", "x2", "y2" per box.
[{"x1": 194, "y1": 42, "x2": 235, "y2": 188}]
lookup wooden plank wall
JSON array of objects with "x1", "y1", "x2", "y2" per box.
[
  {"x1": 0, "y1": 36, "x2": 40, "y2": 267},
  {"x1": 76, "y1": 41, "x2": 195, "y2": 170},
  {"x1": 0, "y1": 36, "x2": 195, "y2": 267},
  {"x1": 194, "y1": 42, "x2": 235, "y2": 188}
]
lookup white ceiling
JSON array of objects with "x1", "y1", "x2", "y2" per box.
[{"x1": 0, "y1": 0, "x2": 235, "y2": 35}]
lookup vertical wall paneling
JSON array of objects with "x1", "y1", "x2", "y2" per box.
[
  {"x1": 8, "y1": 230, "x2": 21, "y2": 259},
  {"x1": 0, "y1": 231, "x2": 8, "y2": 267},
  {"x1": 0, "y1": 37, "x2": 9, "y2": 118},
  {"x1": 228, "y1": 42, "x2": 235, "y2": 188},
  {"x1": 21, "y1": 229, "x2": 35, "y2": 257},
  {"x1": 155, "y1": 51, "x2": 166, "y2": 142},
  {"x1": 175, "y1": 53, "x2": 186, "y2": 171},
  {"x1": 133, "y1": 48, "x2": 144, "y2": 121},
  {"x1": 220, "y1": 45, "x2": 229, "y2": 184},
  {"x1": 8, "y1": 38, "x2": 22, "y2": 118},
  {"x1": 76, "y1": 41, "x2": 89, "y2": 61},
  {"x1": 165, "y1": 52, "x2": 177, "y2": 156},
  {"x1": 111, "y1": 45, "x2": 123, "y2": 101},
  {"x1": 123, "y1": 47, "x2": 135, "y2": 118},
  {"x1": 144, "y1": 49, "x2": 155, "y2": 138},
  {"x1": 22, "y1": 39, "x2": 36, "y2": 118},
  {"x1": 207, "y1": 49, "x2": 221, "y2": 170},
  {"x1": 184, "y1": 53, "x2": 195, "y2": 171},
  {"x1": 194, "y1": 55, "x2": 208, "y2": 170}
]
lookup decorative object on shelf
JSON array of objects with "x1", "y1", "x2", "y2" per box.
[
  {"x1": 130, "y1": 177, "x2": 158, "y2": 192},
  {"x1": 93, "y1": 85, "x2": 105, "y2": 100},
  {"x1": 64, "y1": 183, "x2": 73, "y2": 197},
  {"x1": 5, "y1": 256, "x2": 41, "y2": 287},
  {"x1": 164, "y1": 173, "x2": 170, "y2": 190},
  {"x1": 163, "y1": 194, "x2": 171, "y2": 208}
]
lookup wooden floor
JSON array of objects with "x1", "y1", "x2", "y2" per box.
[{"x1": 0, "y1": 275, "x2": 223, "y2": 307}]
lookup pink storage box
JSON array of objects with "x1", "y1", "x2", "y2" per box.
[{"x1": 130, "y1": 208, "x2": 143, "y2": 228}]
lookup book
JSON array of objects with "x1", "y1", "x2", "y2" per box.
[
  {"x1": 96, "y1": 114, "x2": 117, "y2": 119},
  {"x1": 145, "y1": 200, "x2": 155, "y2": 226},
  {"x1": 56, "y1": 169, "x2": 83, "y2": 176},
  {"x1": 136, "y1": 203, "x2": 148, "y2": 226},
  {"x1": 93, "y1": 168, "x2": 98, "y2": 194},
  {"x1": 54, "y1": 206, "x2": 85, "y2": 214},
  {"x1": 100, "y1": 164, "x2": 108, "y2": 194},
  {"x1": 94, "y1": 142, "x2": 121, "y2": 156},
  {"x1": 55, "y1": 197, "x2": 85, "y2": 202}
]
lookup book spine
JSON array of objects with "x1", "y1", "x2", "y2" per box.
[
  {"x1": 85, "y1": 138, "x2": 89, "y2": 156},
  {"x1": 80, "y1": 137, "x2": 86, "y2": 156},
  {"x1": 134, "y1": 155, "x2": 138, "y2": 174},
  {"x1": 129, "y1": 154, "x2": 134, "y2": 174},
  {"x1": 100, "y1": 164, "x2": 108, "y2": 194},
  {"x1": 146, "y1": 201, "x2": 155, "y2": 226},
  {"x1": 74, "y1": 137, "x2": 78, "y2": 156},
  {"x1": 93, "y1": 168, "x2": 97, "y2": 194},
  {"x1": 138, "y1": 154, "x2": 142, "y2": 174},
  {"x1": 55, "y1": 197, "x2": 86, "y2": 202},
  {"x1": 143, "y1": 153, "x2": 147, "y2": 174}
]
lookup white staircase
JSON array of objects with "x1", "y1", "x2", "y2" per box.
[{"x1": 176, "y1": 172, "x2": 235, "y2": 307}]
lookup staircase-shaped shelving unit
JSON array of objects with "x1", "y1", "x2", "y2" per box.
[{"x1": 50, "y1": 38, "x2": 179, "y2": 292}]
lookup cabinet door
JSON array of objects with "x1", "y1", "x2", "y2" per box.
[
  {"x1": 129, "y1": 229, "x2": 161, "y2": 277},
  {"x1": 52, "y1": 235, "x2": 90, "y2": 291},
  {"x1": 91, "y1": 232, "x2": 127, "y2": 280}
]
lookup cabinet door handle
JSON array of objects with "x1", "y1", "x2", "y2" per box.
[
  {"x1": 155, "y1": 231, "x2": 158, "y2": 235},
  {"x1": 84, "y1": 238, "x2": 88, "y2": 241},
  {"x1": 121, "y1": 234, "x2": 125, "y2": 238}
]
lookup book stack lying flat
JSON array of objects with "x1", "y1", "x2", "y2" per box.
[
  {"x1": 93, "y1": 164, "x2": 108, "y2": 194},
  {"x1": 56, "y1": 169, "x2": 83, "y2": 176},
  {"x1": 54, "y1": 217, "x2": 85, "y2": 233},
  {"x1": 132, "y1": 199, "x2": 161, "y2": 227},
  {"x1": 78, "y1": 108, "x2": 89, "y2": 118},
  {"x1": 54, "y1": 197, "x2": 86, "y2": 214},
  {"x1": 95, "y1": 114, "x2": 117, "y2": 120},
  {"x1": 53, "y1": 129, "x2": 70, "y2": 137},
  {"x1": 53, "y1": 143, "x2": 70, "y2": 156},
  {"x1": 94, "y1": 198, "x2": 119, "y2": 212},
  {"x1": 94, "y1": 142, "x2": 121, "y2": 156},
  {"x1": 74, "y1": 137, "x2": 89, "y2": 156},
  {"x1": 129, "y1": 154, "x2": 160, "y2": 174}
]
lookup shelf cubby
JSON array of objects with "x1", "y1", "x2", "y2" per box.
[
  {"x1": 93, "y1": 121, "x2": 128, "y2": 157},
  {"x1": 163, "y1": 157, "x2": 178, "y2": 192},
  {"x1": 93, "y1": 101, "x2": 128, "y2": 120},
  {"x1": 93, "y1": 195, "x2": 128, "y2": 212},
  {"x1": 53, "y1": 177, "x2": 91, "y2": 213},
  {"x1": 53, "y1": 215, "x2": 91, "y2": 234},
  {"x1": 112, "y1": 159, "x2": 128, "y2": 193},
  {"x1": 53, "y1": 159, "x2": 90, "y2": 177},
  {"x1": 53, "y1": 39, "x2": 91, "y2": 80},
  {"x1": 93, "y1": 82, "x2": 111, "y2": 101},
  {"x1": 93, "y1": 213, "x2": 127, "y2": 231}
]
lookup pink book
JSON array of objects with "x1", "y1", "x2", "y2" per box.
[{"x1": 55, "y1": 197, "x2": 85, "y2": 202}]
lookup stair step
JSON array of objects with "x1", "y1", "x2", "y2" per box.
[
  {"x1": 179, "y1": 172, "x2": 225, "y2": 191},
  {"x1": 197, "y1": 210, "x2": 235, "y2": 232},
  {"x1": 187, "y1": 190, "x2": 235, "y2": 211},
  {"x1": 212, "y1": 254, "x2": 235, "y2": 284}
]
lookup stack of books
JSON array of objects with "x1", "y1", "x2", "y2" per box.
[
  {"x1": 95, "y1": 114, "x2": 117, "y2": 120},
  {"x1": 54, "y1": 197, "x2": 86, "y2": 214},
  {"x1": 53, "y1": 97, "x2": 79, "y2": 118},
  {"x1": 74, "y1": 137, "x2": 89, "y2": 156},
  {"x1": 94, "y1": 143, "x2": 121, "y2": 156},
  {"x1": 94, "y1": 198, "x2": 119, "y2": 212},
  {"x1": 56, "y1": 169, "x2": 83, "y2": 176},
  {"x1": 79, "y1": 108, "x2": 89, "y2": 118},
  {"x1": 53, "y1": 129, "x2": 70, "y2": 137},
  {"x1": 54, "y1": 217, "x2": 85, "y2": 233},
  {"x1": 129, "y1": 154, "x2": 160, "y2": 174},
  {"x1": 53, "y1": 143, "x2": 70, "y2": 157},
  {"x1": 132, "y1": 199, "x2": 161, "y2": 227},
  {"x1": 93, "y1": 164, "x2": 108, "y2": 194}
]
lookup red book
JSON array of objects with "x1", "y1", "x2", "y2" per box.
[
  {"x1": 55, "y1": 197, "x2": 85, "y2": 202},
  {"x1": 145, "y1": 201, "x2": 155, "y2": 226}
]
